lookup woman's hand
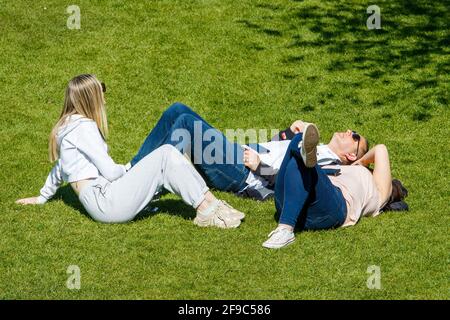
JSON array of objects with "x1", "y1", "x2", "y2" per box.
[
  {"x1": 16, "y1": 197, "x2": 40, "y2": 205},
  {"x1": 243, "y1": 147, "x2": 261, "y2": 171}
]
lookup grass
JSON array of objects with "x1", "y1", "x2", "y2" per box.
[{"x1": 0, "y1": 0, "x2": 449, "y2": 299}]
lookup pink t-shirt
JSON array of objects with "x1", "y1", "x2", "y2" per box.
[{"x1": 324, "y1": 165, "x2": 384, "y2": 227}]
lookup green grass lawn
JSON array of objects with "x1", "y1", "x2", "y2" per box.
[{"x1": 0, "y1": 0, "x2": 449, "y2": 299}]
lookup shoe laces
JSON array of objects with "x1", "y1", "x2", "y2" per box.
[
  {"x1": 211, "y1": 203, "x2": 230, "y2": 227},
  {"x1": 268, "y1": 227, "x2": 290, "y2": 240},
  {"x1": 220, "y1": 200, "x2": 237, "y2": 213}
]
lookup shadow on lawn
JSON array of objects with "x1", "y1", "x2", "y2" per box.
[
  {"x1": 134, "y1": 198, "x2": 196, "y2": 222},
  {"x1": 53, "y1": 185, "x2": 195, "y2": 222},
  {"x1": 237, "y1": 0, "x2": 449, "y2": 119}
]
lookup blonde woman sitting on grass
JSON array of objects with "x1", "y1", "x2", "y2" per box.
[{"x1": 16, "y1": 74, "x2": 244, "y2": 229}]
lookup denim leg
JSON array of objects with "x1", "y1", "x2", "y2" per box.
[
  {"x1": 274, "y1": 133, "x2": 303, "y2": 214},
  {"x1": 136, "y1": 113, "x2": 249, "y2": 192},
  {"x1": 130, "y1": 102, "x2": 210, "y2": 166},
  {"x1": 276, "y1": 134, "x2": 346, "y2": 230},
  {"x1": 302, "y1": 166, "x2": 347, "y2": 230}
]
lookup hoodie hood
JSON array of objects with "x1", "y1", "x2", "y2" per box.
[{"x1": 56, "y1": 114, "x2": 95, "y2": 146}]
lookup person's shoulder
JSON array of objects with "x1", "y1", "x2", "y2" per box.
[{"x1": 62, "y1": 118, "x2": 99, "y2": 144}]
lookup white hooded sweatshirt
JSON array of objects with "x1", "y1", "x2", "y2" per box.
[{"x1": 37, "y1": 115, "x2": 129, "y2": 203}]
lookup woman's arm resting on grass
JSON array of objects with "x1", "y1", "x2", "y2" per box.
[
  {"x1": 353, "y1": 144, "x2": 392, "y2": 205},
  {"x1": 16, "y1": 160, "x2": 63, "y2": 205}
]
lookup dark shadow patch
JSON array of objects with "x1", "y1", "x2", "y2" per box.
[
  {"x1": 236, "y1": 19, "x2": 260, "y2": 29},
  {"x1": 413, "y1": 79, "x2": 438, "y2": 89},
  {"x1": 282, "y1": 73, "x2": 298, "y2": 79},
  {"x1": 53, "y1": 185, "x2": 90, "y2": 219},
  {"x1": 255, "y1": 3, "x2": 281, "y2": 11},
  {"x1": 372, "y1": 100, "x2": 383, "y2": 108},
  {"x1": 302, "y1": 104, "x2": 315, "y2": 112},
  {"x1": 366, "y1": 70, "x2": 385, "y2": 79},
  {"x1": 412, "y1": 111, "x2": 432, "y2": 121},
  {"x1": 282, "y1": 55, "x2": 305, "y2": 63},
  {"x1": 326, "y1": 60, "x2": 346, "y2": 71},
  {"x1": 248, "y1": 43, "x2": 265, "y2": 51},
  {"x1": 261, "y1": 28, "x2": 283, "y2": 36},
  {"x1": 436, "y1": 95, "x2": 448, "y2": 106},
  {"x1": 134, "y1": 198, "x2": 196, "y2": 222}
]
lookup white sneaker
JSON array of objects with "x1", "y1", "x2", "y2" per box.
[
  {"x1": 299, "y1": 123, "x2": 320, "y2": 168},
  {"x1": 219, "y1": 200, "x2": 245, "y2": 220},
  {"x1": 194, "y1": 200, "x2": 241, "y2": 229},
  {"x1": 262, "y1": 227, "x2": 295, "y2": 249}
]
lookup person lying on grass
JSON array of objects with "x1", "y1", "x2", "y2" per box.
[
  {"x1": 262, "y1": 123, "x2": 409, "y2": 249},
  {"x1": 124, "y1": 102, "x2": 371, "y2": 201},
  {"x1": 16, "y1": 74, "x2": 244, "y2": 228}
]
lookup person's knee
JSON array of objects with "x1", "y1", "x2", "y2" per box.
[
  {"x1": 160, "y1": 144, "x2": 184, "y2": 160},
  {"x1": 159, "y1": 144, "x2": 178, "y2": 154},
  {"x1": 173, "y1": 113, "x2": 198, "y2": 129},
  {"x1": 160, "y1": 144, "x2": 188, "y2": 168},
  {"x1": 165, "y1": 102, "x2": 192, "y2": 118}
]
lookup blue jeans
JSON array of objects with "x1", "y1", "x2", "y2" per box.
[
  {"x1": 275, "y1": 134, "x2": 347, "y2": 230},
  {"x1": 131, "y1": 102, "x2": 250, "y2": 192}
]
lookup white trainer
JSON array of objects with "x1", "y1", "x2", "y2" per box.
[
  {"x1": 299, "y1": 123, "x2": 320, "y2": 168},
  {"x1": 194, "y1": 200, "x2": 241, "y2": 229},
  {"x1": 262, "y1": 227, "x2": 295, "y2": 249},
  {"x1": 219, "y1": 200, "x2": 245, "y2": 220}
]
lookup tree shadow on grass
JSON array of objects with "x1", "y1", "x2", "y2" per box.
[
  {"x1": 236, "y1": 0, "x2": 449, "y2": 119},
  {"x1": 52, "y1": 185, "x2": 195, "y2": 223},
  {"x1": 239, "y1": 0, "x2": 448, "y2": 72}
]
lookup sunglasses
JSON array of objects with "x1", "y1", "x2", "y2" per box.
[
  {"x1": 352, "y1": 130, "x2": 361, "y2": 158},
  {"x1": 101, "y1": 82, "x2": 106, "y2": 93}
]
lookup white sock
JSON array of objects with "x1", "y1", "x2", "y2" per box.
[{"x1": 197, "y1": 200, "x2": 220, "y2": 216}]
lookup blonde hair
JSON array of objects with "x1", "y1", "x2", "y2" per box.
[{"x1": 49, "y1": 74, "x2": 108, "y2": 162}]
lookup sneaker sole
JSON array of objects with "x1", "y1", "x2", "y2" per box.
[
  {"x1": 302, "y1": 124, "x2": 320, "y2": 168},
  {"x1": 193, "y1": 217, "x2": 241, "y2": 229},
  {"x1": 262, "y1": 237, "x2": 296, "y2": 249}
]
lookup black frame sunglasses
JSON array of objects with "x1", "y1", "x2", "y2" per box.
[
  {"x1": 352, "y1": 130, "x2": 361, "y2": 158},
  {"x1": 101, "y1": 82, "x2": 106, "y2": 93}
]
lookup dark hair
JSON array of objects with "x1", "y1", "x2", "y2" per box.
[
  {"x1": 381, "y1": 179, "x2": 409, "y2": 212},
  {"x1": 357, "y1": 136, "x2": 369, "y2": 161}
]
